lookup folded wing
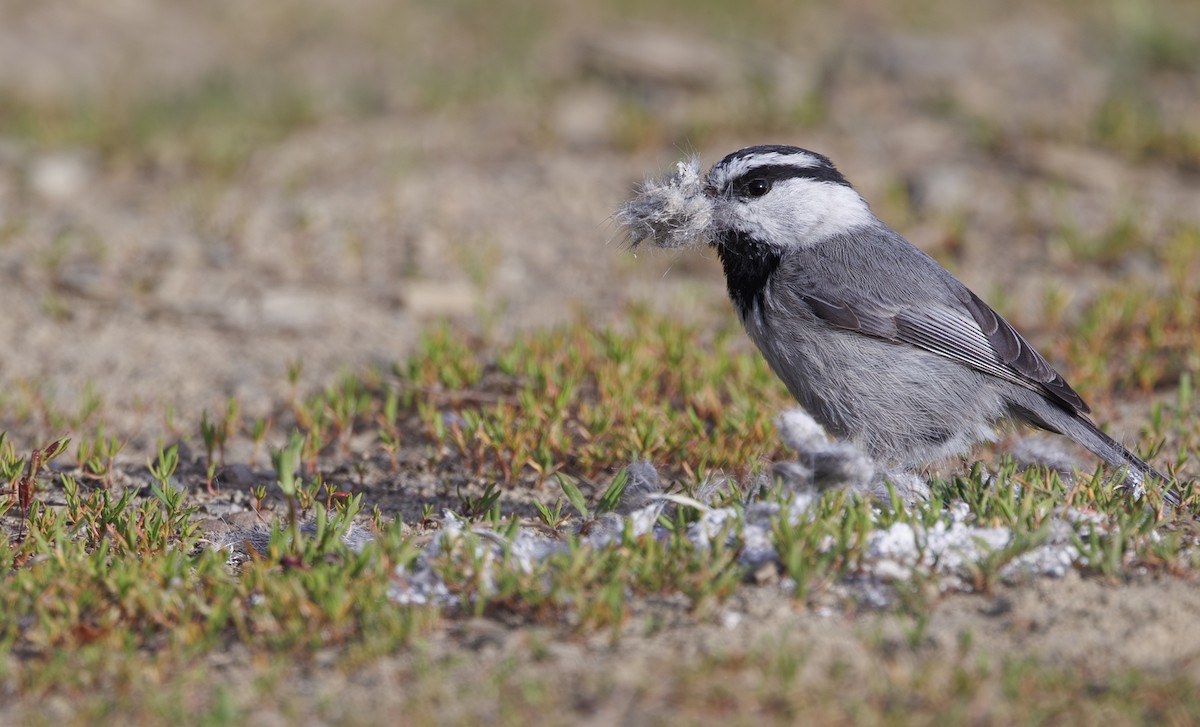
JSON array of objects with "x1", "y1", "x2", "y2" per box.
[{"x1": 798, "y1": 288, "x2": 1089, "y2": 416}]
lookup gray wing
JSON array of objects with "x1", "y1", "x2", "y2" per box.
[{"x1": 799, "y1": 289, "x2": 1090, "y2": 415}]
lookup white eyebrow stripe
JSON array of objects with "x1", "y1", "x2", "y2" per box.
[{"x1": 708, "y1": 151, "x2": 824, "y2": 188}]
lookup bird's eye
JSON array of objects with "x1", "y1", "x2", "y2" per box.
[{"x1": 746, "y1": 178, "x2": 771, "y2": 197}]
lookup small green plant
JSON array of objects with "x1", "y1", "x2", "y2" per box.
[
  {"x1": 533, "y1": 498, "x2": 569, "y2": 530},
  {"x1": 456, "y1": 481, "x2": 503, "y2": 523},
  {"x1": 74, "y1": 426, "x2": 126, "y2": 488},
  {"x1": 376, "y1": 385, "x2": 402, "y2": 473},
  {"x1": 199, "y1": 409, "x2": 220, "y2": 468},
  {"x1": 247, "y1": 415, "x2": 271, "y2": 468},
  {"x1": 7, "y1": 437, "x2": 70, "y2": 541},
  {"x1": 271, "y1": 429, "x2": 306, "y2": 547},
  {"x1": 556, "y1": 469, "x2": 629, "y2": 524}
]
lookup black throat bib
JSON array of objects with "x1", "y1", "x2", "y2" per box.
[{"x1": 715, "y1": 230, "x2": 781, "y2": 315}]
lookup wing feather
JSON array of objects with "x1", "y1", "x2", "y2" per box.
[
  {"x1": 957, "y1": 289, "x2": 1089, "y2": 413},
  {"x1": 798, "y1": 289, "x2": 1089, "y2": 415}
]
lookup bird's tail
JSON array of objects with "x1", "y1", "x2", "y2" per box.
[{"x1": 1013, "y1": 403, "x2": 1180, "y2": 508}]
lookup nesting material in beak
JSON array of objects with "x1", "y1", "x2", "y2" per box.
[{"x1": 616, "y1": 157, "x2": 714, "y2": 250}]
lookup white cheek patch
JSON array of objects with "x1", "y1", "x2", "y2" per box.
[
  {"x1": 712, "y1": 193, "x2": 788, "y2": 243},
  {"x1": 751, "y1": 179, "x2": 873, "y2": 244},
  {"x1": 616, "y1": 157, "x2": 714, "y2": 250}
]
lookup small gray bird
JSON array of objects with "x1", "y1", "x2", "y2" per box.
[{"x1": 620, "y1": 145, "x2": 1177, "y2": 506}]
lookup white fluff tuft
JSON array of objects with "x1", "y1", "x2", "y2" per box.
[{"x1": 616, "y1": 157, "x2": 714, "y2": 249}]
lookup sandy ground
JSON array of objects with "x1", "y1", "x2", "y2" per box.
[
  {"x1": 1, "y1": 0, "x2": 1198, "y2": 720},
  {"x1": 137, "y1": 574, "x2": 1200, "y2": 725},
  {"x1": 2, "y1": 2, "x2": 1197, "y2": 435}
]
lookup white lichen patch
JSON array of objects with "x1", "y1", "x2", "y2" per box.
[
  {"x1": 209, "y1": 410, "x2": 1103, "y2": 609},
  {"x1": 381, "y1": 411, "x2": 1093, "y2": 607},
  {"x1": 616, "y1": 157, "x2": 714, "y2": 249}
]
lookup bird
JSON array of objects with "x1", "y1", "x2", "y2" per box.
[{"x1": 621, "y1": 144, "x2": 1178, "y2": 506}]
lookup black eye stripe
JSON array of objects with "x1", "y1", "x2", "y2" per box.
[{"x1": 729, "y1": 163, "x2": 850, "y2": 197}]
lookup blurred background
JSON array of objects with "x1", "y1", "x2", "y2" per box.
[{"x1": 0, "y1": 0, "x2": 1197, "y2": 439}]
